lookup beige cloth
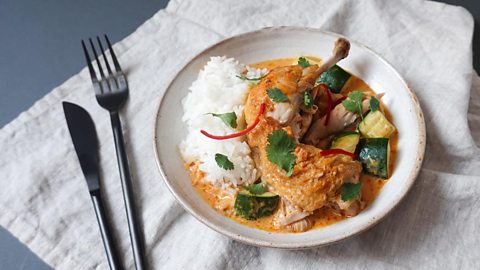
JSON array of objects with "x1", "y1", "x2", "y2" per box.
[{"x1": 1, "y1": 0, "x2": 479, "y2": 269}]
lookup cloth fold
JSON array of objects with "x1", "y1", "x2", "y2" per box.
[{"x1": 1, "y1": 0, "x2": 479, "y2": 269}]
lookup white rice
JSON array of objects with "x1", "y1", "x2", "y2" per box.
[{"x1": 180, "y1": 56, "x2": 266, "y2": 188}]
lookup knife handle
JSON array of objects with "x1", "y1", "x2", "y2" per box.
[
  {"x1": 91, "y1": 192, "x2": 122, "y2": 270},
  {"x1": 110, "y1": 111, "x2": 146, "y2": 270}
]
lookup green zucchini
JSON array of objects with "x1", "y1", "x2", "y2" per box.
[
  {"x1": 317, "y1": 65, "x2": 351, "y2": 93},
  {"x1": 359, "y1": 110, "x2": 396, "y2": 138},
  {"x1": 331, "y1": 132, "x2": 360, "y2": 153},
  {"x1": 357, "y1": 138, "x2": 390, "y2": 179},
  {"x1": 234, "y1": 190, "x2": 280, "y2": 220}
]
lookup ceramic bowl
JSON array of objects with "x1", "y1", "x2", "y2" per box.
[{"x1": 153, "y1": 27, "x2": 426, "y2": 249}]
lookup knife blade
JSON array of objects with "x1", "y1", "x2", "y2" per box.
[
  {"x1": 63, "y1": 102, "x2": 121, "y2": 270},
  {"x1": 63, "y1": 102, "x2": 100, "y2": 192}
]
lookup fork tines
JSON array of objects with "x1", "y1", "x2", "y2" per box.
[{"x1": 81, "y1": 35, "x2": 123, "y2": 94}]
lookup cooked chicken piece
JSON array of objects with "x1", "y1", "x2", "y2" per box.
[
  {"x1": 304, "y1": 94, "x2": 384, "y2": 146},
  {"x1": 314, "y1": 38, "x2": 351, "y2": 77},
  {"x1": 274, "y1": 199, "x2": 313, "y2": 232},
  {"x1": 267, "y1": 102, "x2": 295, "y2": 125},
  {"x1": 304, "y1": 104, "x2": 358, "y2": 146},
  {"x1": 244, "y1": 38, "x2": 361, "y2": 213},
  {"x1": 274, "y1": 199, "x2": 312, "y2": 226},
  {"x1": 249, "y1": 64, "x2": 314, "y2": 140},
  {"x1": 329, "y1": 173, "x2": 364, "y2": 217},
  {"x1": 287, "y1": 218, "x2": 313, "y2": 232},
  {"x1": 245, "y1": 38, "x2": 351, "y2": 141},
  {"x1": 245, "y1": 118, "x2": 362, "y2": 212},
  {"x1": 311, "y1": 86, "x2": 345, "y2": 123},
  {"x1": 332, "y1": 196, "x2": 365, "y2": 217},
  {"x1": 258, "y1": 143, "x2": 361, "y2": 211}
]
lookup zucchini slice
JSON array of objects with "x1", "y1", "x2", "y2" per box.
[
  {"x1": 317, "y1": 65, "x2": 351, "y2": 93},
  {"x1": 331, "y1": 132, "x2": 360, "y2": 153},
  {"x1": 357, "y1": 138, "x2": 390, "y2": 179},
  {"x1": 234, "y1": 191, "x2": 280, "y2": 220},
  {"x1": 359, "y1": 110, "x2": 396, "y2": 138}
]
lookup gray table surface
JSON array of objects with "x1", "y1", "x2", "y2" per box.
[{"x1": 0, "y1": 0, "x2": 478, "y2": 269}]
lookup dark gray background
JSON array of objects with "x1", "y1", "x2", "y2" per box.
[{"x1": 0, "y1": 0, "x2": 478, "y2": 269}]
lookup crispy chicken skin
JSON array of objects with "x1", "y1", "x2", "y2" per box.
[
  {"x1": 260, "y1": 143, "x2": 361, "y2": 211},
  {"x1": 244, "y1": 64, "x2": 362, "y2": 212}
]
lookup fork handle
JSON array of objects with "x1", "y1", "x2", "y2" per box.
[{"x1": 110, "y1": 111, "x2": 146, "y2": 270}]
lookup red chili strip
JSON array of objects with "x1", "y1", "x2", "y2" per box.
[
  {"x1": 332, "y1": 96, "x2": 347, "y2": 107},
  {"x1": 320, "y1": 149, "x2": 357, "y2": 159},
  {"x1": 319, "y1": 84, "x2": 333, "y2": 126},
  {"x1": 201, "y1": 103, "x2": 266, "y2": 140}
]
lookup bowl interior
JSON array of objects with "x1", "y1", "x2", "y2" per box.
[{"x1": 154, "y1": 27, "x2": 425, "y2": 248}]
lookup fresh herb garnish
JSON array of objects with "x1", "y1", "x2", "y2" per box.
[
  {"x1": 369, "y1": 96, "x2": 380, "y2": 112},
  {"x1": 298, "y1": 57, "x2": 310, "y2": 68},
  {"x1": 215, "y1": 153, "x2": 234, "y2": 170},
  {"x1": 342, "y1": 91, "x2": 364, "y2": 120},
  {"x1": 303, "y1": 90, "x2": 313, "y2": 108},
  {"x1": 236, "y1": 74, "x2": 266, "y2": 81},
  {"x1": 206, "y1": 112, "x2": 237, "y2": 128},
  {"x1": 201, "y1": 103, "x2": 266, "y2": 140},
  {"x1": 341, "y1": 182, "x2": 362, "y2": 201},
  {"x1": 267, "y1": 88, "x2": 289, "y2": 102},
  {"x1": 266, "y1": 130, "x2": 296, "y2": 177},
  {"x1": 244, "y1": 183, "x2": 266, "y2": 195}
]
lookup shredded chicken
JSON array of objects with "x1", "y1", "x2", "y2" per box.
[
  {"x1": 332, "y1": 195, "x2": 365, "y2": 217},
  {"x1": 274, "y1": 199, "x2": 313, "y2": 232},
  {"x1": 304, "y1": 94, "x2": 385, "y2": 146}
]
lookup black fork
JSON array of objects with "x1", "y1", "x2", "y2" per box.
[{"x1": 82, "y1": 35, "x2": 145, "y2": 270}]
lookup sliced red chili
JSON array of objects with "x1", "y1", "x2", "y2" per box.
[
  {"x1": 319, "y1": 149, "x2": 357, "y2": 159},
  {"x1": 319, "y1": 84, "x2": 333, "y2": 126},
  {"x1": 332, "y1": 96, "x2": 347, "y2": 107},
  {"x1": 319, "y1": 83, "x2": 346, "y2": 126},
  {"x1": 201, "y1": 103, "x2": 266, "y2": 140}
]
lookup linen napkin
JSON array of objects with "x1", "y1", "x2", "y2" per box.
[{"x1": 1, "y1": 0, "x2": 479, "y2": 269}]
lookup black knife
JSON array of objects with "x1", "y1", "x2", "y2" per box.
[{"x1": 63, "y1": 102, "x2": 122, "y2": 270}]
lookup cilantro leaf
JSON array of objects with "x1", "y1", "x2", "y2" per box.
[
  {"x1": 236, "y1": 74, "x2": 266, "y2": 81},
  {"x1": 207, "y1": 112, "x2": 237, "y2": 128},
  {"x1": 244, "y1": 183, "x2": 265, "y2": 195},
  {"x1": 370, "y1": 96, "x2": 380, "y2": 112},
  {"x1": 215, "y1": 153, "x2": 234, "y2": 170},
  {"x1": 341, "y1": 182, "x2": 362, "y2": 201},
  {"x1": 303, "y1": 90, "x2": 313, "y2": 108},
  {"x1": 298, "y1": 57, "x2": 310, "y2": 68},
  {"x1": 348, "y1": 91, "x2": 364, "y2": 102},
  {"x1": 341, "y1": 99, "x2": 357, "y2": 112},
  {"x1": 266, "y1": 130, "x2": 296, "y2": 176},
  {"x1": 342, "y1": 90, "x2": 364, "y2": 120},
  {"x1": 267, "y1": 88, "x2": 289, "y2": 102}
]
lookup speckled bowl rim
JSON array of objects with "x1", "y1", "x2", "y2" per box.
[{"x1": 153, "y1": 27, "x2": 426, "y2": 249}]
